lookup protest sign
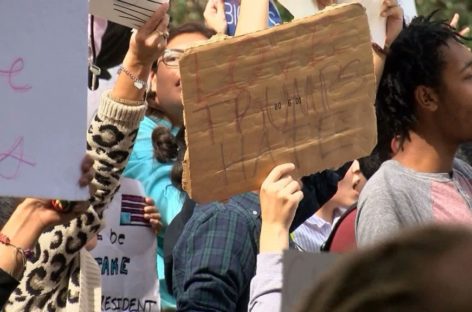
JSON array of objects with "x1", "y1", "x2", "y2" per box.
[
  {"x1": 398, "y1": 0, "x2": 418, "y2": 24},
  {"x1": 282, "y1": 250, "x2": 339, "y2": 312},
  {"x1": 0, "y1": 1, "x2": 88, "y2": 200},
  {"x1": 180, "y1": 4, "x2": 377, "y2": 203},
  {"x1": 278, "y1": 0, "x2": 387, "y2": 47},
  {"x1": 90, "y1": 0, "x2": 168, "y2": 29},
  {"x1": 91, "y1": 178, "x2": 159, "y2": 312},
  {"x1": 225, "y1": 0, "x2": 282, "y2": 35}
]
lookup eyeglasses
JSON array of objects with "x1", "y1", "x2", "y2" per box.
[{"x1": 160, "y1": 49, "x2": 184, "y2": 68}]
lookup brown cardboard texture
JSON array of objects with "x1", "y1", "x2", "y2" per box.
[{"x1": 180, "y1": 3, "x2": 377, "y2": 203}]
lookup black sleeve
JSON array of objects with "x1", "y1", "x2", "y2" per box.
[
  {"x1": 289, "y1": 169, "x2": 340, "y2": 232},
  {"x1": 164, "y1": 195, "x2": 196, "y2": 294},
  {"x1": 0, "y1": 268, "x2": 19, "y2": 309}
]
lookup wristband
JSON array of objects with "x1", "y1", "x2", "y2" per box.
[
  {"x1": 118, "y1": 66, "x2": 148, "y2": 90},
  {"x1": 0, "y1": 232, "x2": 34, "y2": 264},
  {"x1": 51, "y1": 199, "x2": 75, "y2": 212}
]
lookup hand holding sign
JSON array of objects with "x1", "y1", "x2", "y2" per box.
[
  {"x1": 204, "y1": 0, "x2": 227, "y2": 34},
  {"x1": 12, "y1": 155, "x2": 93, "y2": 234},
  {"x1": 259, "y1": 163, "x2": 303, "y2": 253},
  {"x1": 112, "y1": 3, "x2": 169, "y2": 102},
  {"x1": 382, "y1": 0, "x2": 404, "y2": 47},
  {"x1": 127, "y1": 3, "x2": 170, "y2": 66},
  {"x1": 260, "y1": 163, "x2": 303, "y2": 231},
  {"x1": 143, "y1": 197, "x2": 162, "y2": 235},
  {"x1": 316, "y1": 0, "x2": 336, "y2": 10}
]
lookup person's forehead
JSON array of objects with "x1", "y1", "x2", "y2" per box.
[
  {"x1": 167, "y1": 32, "x2": 209, "y2": 50},
  {"x1": 441, "y1": 39, "x2": 472, "y2": 73}
]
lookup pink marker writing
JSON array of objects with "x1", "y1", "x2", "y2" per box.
[
  {"x1": 0, "y1": 58, "x2": 32, "y2": 92},
  {"x1": 0, "y1": 137, "x2": 36, "y2": 180}
]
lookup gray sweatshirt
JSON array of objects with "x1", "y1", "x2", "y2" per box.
[{"x1": 356, "y1": 159, "x2": 472, "y2": 246}]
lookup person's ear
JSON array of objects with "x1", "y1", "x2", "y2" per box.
[
  {"x1": 390, "y1": 135, "x2": 400, "y2": 155},
  {"x1": 415, "y1": 85, "x2": 439, "y2": 112},
  {"x1": 150, "y1": 68, "x2": 157, "y2": 83},
  {"x1": 146, "y1": 70, "x2": 160, "y2": 107}
]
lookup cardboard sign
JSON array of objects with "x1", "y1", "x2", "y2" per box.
[
  {"x1": 90, "y1": 0, "x2": 168, "y2": 29},
  {"x1": 180, "y1": 4, "x2": 377, "y2": 203},
  {"x1": 282, "y1": 250, "x2": 339, "y2": 312},
  {"x1": 278, "y1": 0, "x2": 386, "y2": 47},
  {"x1": 0, "y1": 1, "x2": 88, "y2": 200},
  {"x1": 91, "y1": 178, "x2": 159, "y2": 312},
  {"x1": 225, "y1": 0, "x2": 282, "y2": 35}
]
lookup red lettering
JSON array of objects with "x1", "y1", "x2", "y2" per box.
[
  {"x1": 0, "y1": 137, "x2": 36, "y2": 180},
  {"x1": 0, "y1": 58, "x2": 32, "y2": 92}
]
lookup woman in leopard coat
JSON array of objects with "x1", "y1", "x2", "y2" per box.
[{"x1": 5, "y1": 4, "x2": 170, "y2": 311}]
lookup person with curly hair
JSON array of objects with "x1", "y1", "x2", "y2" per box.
[{"x1": 357, "y1": 13, "x2": 472, "y2": 246}]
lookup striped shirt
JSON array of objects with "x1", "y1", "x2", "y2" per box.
[{"x1": 293, "y1": 208, "x2": 346, "y2": 252}]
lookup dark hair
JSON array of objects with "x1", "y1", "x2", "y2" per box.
[
  {"x1": 358, "y1": 153, "x2": 383, "y2": 180},
  {"x1": 152, "y1": 126, "x2": 178, "y2": 163},
  {"x1": 457, "y1": 143, "x2": 472, "y2": 166},
  {"x1": 377, "y1": 13, "x2": 470, "y2": 149},
  {"x1": 151, "y1": 23, "x2": 214, "y2": 190},
  {"x1": 168, "y1": 22, "x2": 216, "y2": 43},
  {"x1": 170, "y1": 128, "x2": 186, "y2": 190},
  {"x1": 297, "y1": 225, "x2": 472, "y2": 312},
  {"x1": 151, "y1": 22, "x2": 216, "y2": 71},
  {"x1": 0, "y1": 197, "x2": 22, "y2": 229},
  {"x1": 96, "y1": 22, "x2": 132, "y2": 73}
]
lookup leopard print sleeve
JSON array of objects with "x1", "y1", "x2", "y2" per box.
[{"x1": 5, "y1": 91, "x2": 147, "y2": 312}]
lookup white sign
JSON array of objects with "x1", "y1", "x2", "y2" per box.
[
  {"x1": 92, "y1": 178, "x2": 160, "y2": 312},
  {"x1": 398, "y1": 0, "x2": 417, "y2": 24},
  {"x1": 90, "y1": 0, "x2": 169, "y2": 29},
  {"x1": 277, "y1": 0, "x2": 387, "y2": 47},
  {"x1": 0, "y1": 1, "x2": 88, "y2": 200}
]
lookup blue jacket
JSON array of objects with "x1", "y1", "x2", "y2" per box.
[{"x1": 123, "y1": 115, "x2": 184, "y2": 308}]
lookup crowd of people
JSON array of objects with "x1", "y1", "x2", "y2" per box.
[{"x1": 1, "y1": 0, "x2": 472, "y2": 311}]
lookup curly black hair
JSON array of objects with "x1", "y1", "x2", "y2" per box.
[{"x1": 377, "y1": 13, "x2": 470, "y2": 149}]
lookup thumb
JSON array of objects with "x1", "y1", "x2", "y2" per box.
[{"x1": 217, "y1": 0, "x2": 225, "y2": 13}]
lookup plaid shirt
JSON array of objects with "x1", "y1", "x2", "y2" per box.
[
  {"x1": 171, "y1": 170, "x2": 339, "y2": 311},
  {"x1": 172, "y1": 192, "x2": 261, "y2": 312}
]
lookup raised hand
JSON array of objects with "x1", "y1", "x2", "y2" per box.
[
  {"x1": 316, "y1": 0, "x2": 336, "y2": 10},
  {"x1": 29, "y1": 154, "x2": 94, "y2": 229},
  {"x1": 450, "y1": 13, "x2": 470, "y2": 37},
  {"x1": 113, "y1": 3, "x2": 170, "y2": 101},
  {"x1": 259, "y1": 163, "x2": 303, "y2": 252},
  {"x1": 128, "y1": 3, "x2": 170, "y2": 66},
  {"x1": 382, "y1": 0, "x2": 404, "y2": 47},
  {"x1": 204, "y1": 0, "x2": 227, "y2": 34}
]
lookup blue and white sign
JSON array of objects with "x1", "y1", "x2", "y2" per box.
[{"x1": 225, "y1": 0, "x2": 282, "y2": 35}]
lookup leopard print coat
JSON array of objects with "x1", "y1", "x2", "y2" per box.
[{"x1": 4, "y1": 92, "x2": 147, "y2": 312}]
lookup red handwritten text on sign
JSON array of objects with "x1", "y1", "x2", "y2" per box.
[
  {"x1": 0, "y1": 137, "x2": 36, "y2": 180},
  {"x1": 0, "y1": 58, "x2": 32, "y2": 92}
]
